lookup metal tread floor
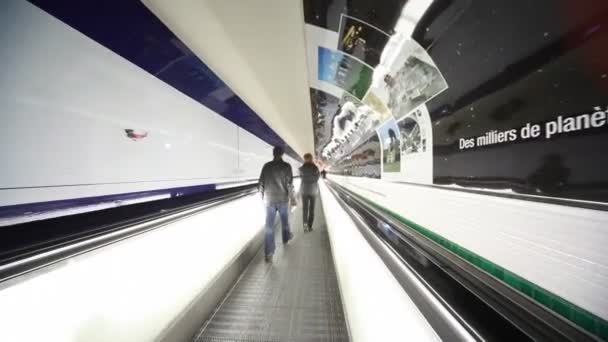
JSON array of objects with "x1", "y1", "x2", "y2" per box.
[{"x1": 194, "y1": 197, "x2": 349, "y2": 342}]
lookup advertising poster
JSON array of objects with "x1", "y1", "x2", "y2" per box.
[
  {"x1": 369, "y1": 37, "x2": 448, "y2": 120},
  {"x1": 318, "y1": 46, "x2": 373, "y2": 100},
  {"x1": 342, "y1": 92, "x2": 392, "y2": 131},
  {"x1": 310, "y1": 82, "x2": 394, "y2": 164},
  {"x1": 398, "y1": 116, "x2": 424, "y2": 154},
  {"x1": 334, "y1": 133, "x2": 381, "y2": 179},
  {"x1": 363, "y1": 91, "x2": 391, "y2": 119},
  {"x1": 398, "y1": 107, "x2": 430, "y2": 155},
  {"x1": 337, "y1": 14, "x2": 391, "y2": 67},
  {"x1": 393, "y1": 105, "x2": 434, "y2": 184},
  {"x1": 377, "y1": 118, "x2": 401, "y2": 173},
  {"x1": 309, "y1": 88, "x2": 340, "y2": 158},
  {"x1": 321, "y1": 92, "x2": 378, "y2": 160}
]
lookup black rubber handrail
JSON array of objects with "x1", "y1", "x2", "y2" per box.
[
  {"x1": 0, "y1": 187, "x2": 257, "y2": 284},
  {"x1": 325, "y1": 181, "x2": 478, "y2": 342}
]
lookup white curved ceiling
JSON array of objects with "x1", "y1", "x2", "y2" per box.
[{"x1": 142, "y1": 0, "x2": 314, "y2": 157}]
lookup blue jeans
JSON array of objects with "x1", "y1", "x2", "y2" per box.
[{"x1": 264, "y1": 202, "x2": 290, "y2": 256}]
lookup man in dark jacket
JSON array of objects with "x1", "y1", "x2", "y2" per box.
[
  {"x1": 299, "y1": 153, "x2": 320, "y2": 232},
  {"x1": 259, "y1": 146, "x2": 296, "y2": 262}
]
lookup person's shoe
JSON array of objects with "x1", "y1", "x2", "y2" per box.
[
  {"x1": 283, "y1": 231, "x2": 294, "y2": 244},
  {"x1": 303, "y1": 223, "x2": 309, "y2": 232},
  {"x1": 265, "y1": 254, "x2": 273, "y2": 263},
  {"x1": 309, "y1": 226, "x2": 314, "y2": 232}
]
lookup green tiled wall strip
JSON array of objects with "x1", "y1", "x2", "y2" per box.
[{"x1": 356, "y1": 193, "x2": 608, "y2": 340}]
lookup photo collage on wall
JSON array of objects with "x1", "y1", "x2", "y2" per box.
[{"x1": 306, "y1": 8, "x2": 447, "y2": 180}]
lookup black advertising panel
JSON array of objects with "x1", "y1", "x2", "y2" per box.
[{"x1": 425, "y1": 0, "x2": 608, "y2": 203}]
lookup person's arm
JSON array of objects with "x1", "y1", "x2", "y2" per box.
[{"x1": 287, "y1": 165, "x2": 296, "y2": 205}]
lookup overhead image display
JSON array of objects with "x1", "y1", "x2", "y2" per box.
[{"x1": 306, "y1": 0, "x2": 446, "y2": 180}]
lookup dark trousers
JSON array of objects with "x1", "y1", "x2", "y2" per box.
[
  {"x1": 264, "y1": 202, "x2": 290, "y2": 256},
  {"x1": 302, "y1": 194, "x2": 316, "y2": 228}
]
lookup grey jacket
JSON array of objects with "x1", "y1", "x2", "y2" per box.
[
  {"x1": 259, "y1": 158, "x2": 294, "y2": 204},
  {"x1": 299, "y1": 162, "x2": 320, "y2": 195}
]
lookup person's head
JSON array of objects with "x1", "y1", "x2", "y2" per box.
[
  {"x1": 303, "y1": 153, "x2": 313, "y2": 163},
  {"x1": 273, "y1": 146, "x2": 284, "y2": 159},
  {"x1": 384, "y1": 74, "x2": 394, "y2": 87},
  {"x1": 388, "y1": 128, "x2": 397, "y2": 141}
]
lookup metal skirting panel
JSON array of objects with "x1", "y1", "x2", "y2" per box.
[{"x1": 194, "y1": 199, "x2": 349, "y2": 342}]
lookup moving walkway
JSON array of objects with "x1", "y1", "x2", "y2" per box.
[{"x1": 0, "y1": 180, "x2": 602, "y2": 341}]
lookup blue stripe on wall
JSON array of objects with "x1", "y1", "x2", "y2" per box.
[{"x1": 27, "y1": 0, "x2": 300, "y2": 160}]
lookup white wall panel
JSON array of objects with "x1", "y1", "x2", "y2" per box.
[
  {"x1": 237, "y1": 128, "x2": 272, "y2": 181},
  {"x1": 0, "y1": 1, "x2": 279, "y2": 210}
]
